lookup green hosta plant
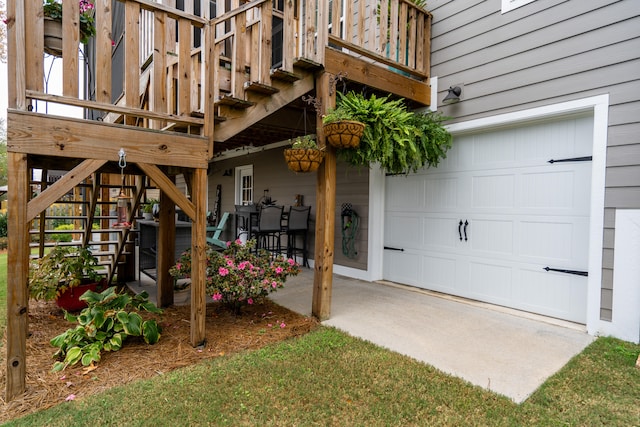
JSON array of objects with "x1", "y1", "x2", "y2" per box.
[
  {"x1": 50, "y1": 287, "x2": 162, "y2": 372},
  {"x1": 332, "y1": 91, "x2": 452, "y2": 174}
]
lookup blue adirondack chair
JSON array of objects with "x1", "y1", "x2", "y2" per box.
[{"x1": 206, "y1": 212, "x2": 230, "y2": 250}]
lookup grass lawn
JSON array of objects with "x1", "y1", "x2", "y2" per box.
[{"x1": 2, "y1": 251, "x2": 639, "y2": 426}]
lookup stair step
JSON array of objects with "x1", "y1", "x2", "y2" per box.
[
  {"x1": 293, "y1": 57, "x2": 323, "y2": 70},
  {"x1": 215, "y1": 95, "x2": 256, "y2": 109},
  {"x1": 270, "y1": 68, "x2": 301, "y2": 83},
  {"x1": 243, "y1": 81, "x2": 280, "y2": 95}
]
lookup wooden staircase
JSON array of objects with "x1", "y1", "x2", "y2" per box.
[{"x1": 29, "y1": 172, "x2": 149, "y2": 285}]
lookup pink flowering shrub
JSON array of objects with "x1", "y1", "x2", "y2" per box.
[{"x1": 170, "y1": 239, "x2": 300, "y2": 313}]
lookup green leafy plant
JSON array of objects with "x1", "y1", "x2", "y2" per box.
[
  {"x1": 170, "y1": 239, "x2": 300, "y2": 314},
  {"x1": 290, "y1": 135, "x2": 319, "y2": 150},
  {"x1": 0, "y1": 212, "x2": 7, "y2": 238},
  {"x1": 50, "y1": 286, "x2": 162, "y2": 371},
  {"x1": 29, "y1": 245, "x2": 102, "y2": 301},
  {"x1": 50, "y1": 223, "x2": 74, "y2": 242},
  {"x1": 333, "y1": 91, "x2": 452, "y2": 174},
  {"x1": 321, "y1": 104, "x2": 360, "y2": 124},
  {"x1": 142, "y1": 198, "x2": 159, "y2": 214}
]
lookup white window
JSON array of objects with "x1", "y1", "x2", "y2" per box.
[
  {"x1": 235, "y1": 165, "x2": 253, "y2": 205},
  {"x1": 501, "y1": 0, "x2": 536, "y2": 13}
]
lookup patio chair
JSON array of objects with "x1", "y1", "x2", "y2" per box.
[
  {"x1": 206, "y1": 212, "x2": 230, "y2": 250},
  {"x1": 253, "y1": 205, "x2": 284, "y2": 257},
  {"x1": 285, "y1": 205, "x2": 311, "y2": 267}
]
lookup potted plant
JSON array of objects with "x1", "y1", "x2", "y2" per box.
[
  {"x1": 141, "y1": 198, "x2": 159, "y2": 220},
  {"x1": 43, "y1": 0, "x2": 96, "y2": 56},
  {"x1": 283, "y1": 135, "x2": 325, "y2": 173},
  {"x1": 330, "y1": 91, "x2": 452, "y2": 174},
  {"x1": 322, "y1": 95, "x2": 366, "y2": 149},
  {"x1": 29, "y1": 245, "x2": 106, "y2": 311}
]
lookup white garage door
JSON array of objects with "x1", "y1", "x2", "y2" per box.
[{"x1": 383, "y1": 115, "x2": 593, "y2": 323}]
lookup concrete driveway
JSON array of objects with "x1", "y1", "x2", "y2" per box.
[{"x1": 271, "y1": 268, "x2": 595, "y2": 403}]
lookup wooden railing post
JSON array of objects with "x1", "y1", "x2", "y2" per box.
[{"x1": 5, "y1": 152, "x2": 30, "y2": 402}]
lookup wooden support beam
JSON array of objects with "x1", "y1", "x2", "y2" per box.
[
  {"x1": 5, "y1": 153, "x2": 30, "y2": 402},
  {"x1": 324, "y1": 48, "x2": 430, "y2": 106},
  {"x1": 157, "y1": 186, "x2": 176, "y2": 307},
  {"x1": 7, "y1": 111, "x2": 209, "y2": 169},
  {"x1": 190, "y1": 168, "x2": 208, "y2": 347},
  {"x1": 27, "y1": 159, "x2": 107, "y2": 222},
  {"x1": 137, "y1": 163, "x2": 196, "y2": 219},
  {"x1": 312, "y1": 73, "x2": 336, "y2": 320}
]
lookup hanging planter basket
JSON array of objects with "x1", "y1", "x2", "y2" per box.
[
  {"x1": 284, "y1": 148, "x2": 325, "y2": 173},
  {"x1": 323, "y1": 120, "x2": 366, "y2": 149},
  {"x1": 44, "y1": 17, "x2": 63, "y2": 57}
]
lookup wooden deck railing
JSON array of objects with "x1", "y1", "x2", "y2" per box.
[
  {"x1": 13, "y1": 0, "x2": 211, "y2": 131},
  {"x1": 9, "y1": 0, "x2": 430, "y2": 138}
]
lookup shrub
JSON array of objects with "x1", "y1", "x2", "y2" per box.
[
  {"x1": 50, "y1": 223, "x2": 74, "y2": 242},
  {"x1": 0, "y1": 212, "x2": 7, "y2": 238},
  {"x1": 170, "y1": 239, "x2": 300, "y2": 313}
]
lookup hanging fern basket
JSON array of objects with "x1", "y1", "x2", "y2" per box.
[
  {"x1": 323, "y1": 120, "x2": 366, "y2": 149},
  {"x1": 284, "y1": 148, "x2": 325, "y2": 173}
]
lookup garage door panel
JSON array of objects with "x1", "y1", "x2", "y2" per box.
[
  {"x1": 423, "y1": 216, "x2": 458, "y2": 250},
  {"x1": 521, "y1": 170, "x2": 575, "y2": 210},
  {"x1": 467, "y1": 261, "x2": 513, "y2": 304},
  {"x1": 469, "y1": 219, "x2": 514, "y2": 255},
  {"x1": 472, "y1": 174, "x2": 516, "y2": 209},
  {"x1": 385, "y1": 214, "x2": 423, "y2": 248},
  {"x1": 384, "y1": 115, "x2": 593, "y2": 323},
  {"x1": 421, "y1": 255, "x2": 457, "y2": 293},
  {"x1": 519, "y1": 220, "x2": 574, "y2": 261},
  {"x1": 514, "y1": 268, "x2": 587, "y2": 323},
  {"x1": 424, "y1": 177, "x2": 458, "y2": 210},
  {"x1": 517, "y1": 217, "x2": 589, "y2": 264},
  {"x1": 472, "y1": 130, "x2": 516, "y2": 167},
  {"x1": 384, "y1": 251, "x2": 421, "y2": 286},
  {"x1": 387, "y1": 176, "x2": 423, "y2": 209}
]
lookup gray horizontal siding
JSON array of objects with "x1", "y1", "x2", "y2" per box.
[
  {"x1": 607, "y1": 122, "x2": 640, "y2": 147},
  {"x1": 429, "y1": 0, "x2": 640, "y2": 321},
  {"x1": 607, "y1": 145, "x2": 640, "y2": 168}
]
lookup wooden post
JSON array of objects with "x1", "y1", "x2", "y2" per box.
[
  {"x1": 190, "y1": 168, "x2": 208, "y2": 346},
  {"x1": 5, "y1": 153, "x2": 30, "y2": 401},
  {"x1": 312, "y1": 72, "x2": 336, "y2": 320},
  {"x1": 157, "y1": 184, "x2": 176, "y2": 307}
]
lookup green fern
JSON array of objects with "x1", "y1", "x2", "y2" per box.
[{"x1": 335, "y1": 92, "x2": 452, "y2": 174}]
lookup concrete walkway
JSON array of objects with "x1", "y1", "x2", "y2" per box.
[
  {"x1": 271, "y1": 268, "x2": 595, "y2": 403},
  {"x1": 132, "y1": 267, "x2": 594, "y2": 403}
]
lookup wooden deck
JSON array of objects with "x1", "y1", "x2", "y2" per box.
[{"x1": 4, "y1": 0, "x2": 432, "y2": 401}]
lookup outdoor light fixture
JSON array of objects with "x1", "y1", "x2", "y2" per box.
[{"x1": 443, "y1": 86, "x2": 462, "y2": 104}]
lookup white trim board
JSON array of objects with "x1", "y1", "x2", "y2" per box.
[{"x1": 365, "y1": 94, "x2": 609, "y2": 337}]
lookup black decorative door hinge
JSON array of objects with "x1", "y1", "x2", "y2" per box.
[{"x1": 543, "y1": 267, "x2": 588, "y2": 277}]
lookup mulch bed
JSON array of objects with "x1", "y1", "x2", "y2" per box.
[{"x1": 0, "y1": 296, "x2": 318, "y2": 423}]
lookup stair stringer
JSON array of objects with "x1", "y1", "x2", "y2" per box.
[{"x1": 213, "y1": 71, "x2": 316, "y2": 143}]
